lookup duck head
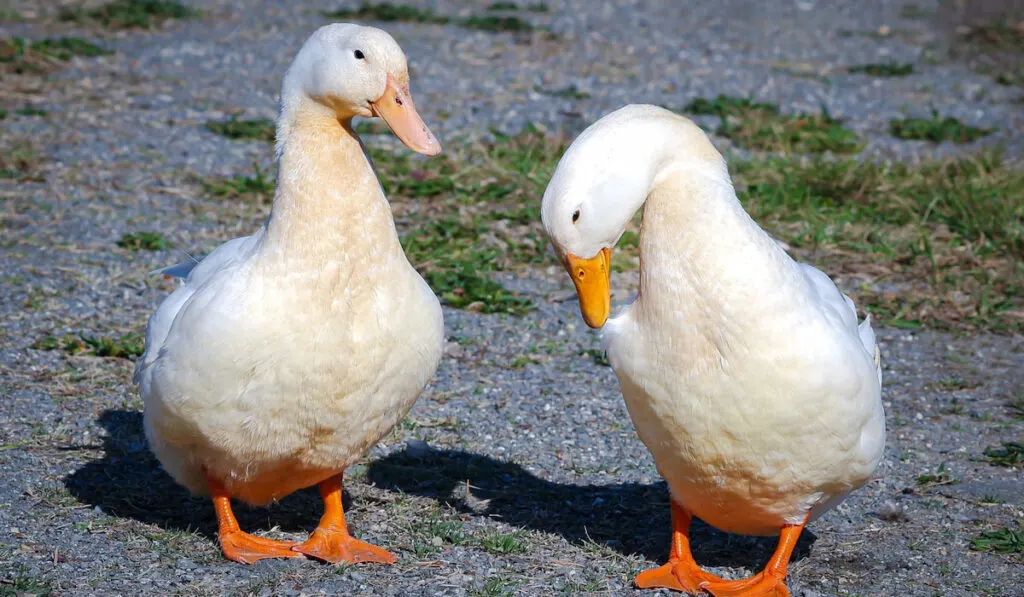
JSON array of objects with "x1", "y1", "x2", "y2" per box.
[
  {"x1": 541, "y1": 105, "x2": 727, "y2": 328},
  {"x1": 281, "y1": 23, "x2": 441, "y2": 155}
]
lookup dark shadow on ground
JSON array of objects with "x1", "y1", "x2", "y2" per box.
[
  {"x1": 65, "y1": 410, "x2": 815, "y2": 570},
  {"x1": 366, "y1": 447, "x2": 816, "y2": 568},
  {"x1": 64, "y1": 410, "x2": 365, "y2": 539}
]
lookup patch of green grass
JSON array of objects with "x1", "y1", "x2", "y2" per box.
[
  {"x1": 732, "y1": 150, "x2": 1024, "y2": 332},
  {"x1": 204, "y1": 116, "x2": 275, "y2": 143},
  {"x1": 970, "y1": 525, "x2": 1023, "y2": 554},
  {"x1": 961, "y1": 18, "x2": 1024, "y2": 53},
  {"x1": 983, "y1": 441, "x2": 1024, "y2": 467},
  {"x1": 899, "y1": 4, "x2": 931, "y2": 19},
  {"x1": 940, "y1": 400, "x2": 965, "y2": 415},
  {"x1": 508, "y1": 355, "x2": 537, "y2": 369},
  {"x1": 1, "y1": 567, "x2": 52, "y2": 597},
  {"x1": 684, "y1": 95, "x2": 777, "y2": 117},
  {"x1": 932, "y1": 376, "x2": 979, "y2": 391},
  {"x1": 324, "y1": 2, "x2": 447, "y2": 24},
  {"x1": 366, "y1": 124, "x2": 564, "y2": 315},
  {"x1": 478, "y1": 529, "x2": 528, "y2": 554},
  {"x1": 31, "y1": 332, "x2": 144, "y2": 359},
  {"x1": 424, "y1": 515, "x2": 468, "y2": 546},
  {"x1": 117, "y1": 231, "x2": 168, "y2": 251},
  {"x1": 398, "y1": 212, "x2": 532, "y2": 314},
  {"x1": 0, "y1": 146, "x2": 42, "y2": 182},
  {"x1": 916, "y1": 463, "x2": 957, "y2": 487},
  {"x1": 994, "y1": 69, "x2": 1022, "y2": 86},
  {"x1": 472, "y1": 576, "x2": 521, "y2": 597},
  {"x1": 405, "y1": 512, "x2": 468, "y2": 556},
  {"x1": 379, "y1": 118, "x2": 1019, "y2": 331},
  {"x1": 324, "y1": 2, "x2": 544, "y2": 34},
  {"x1": 527, "y1": 3, "x2": 549, "y2": 12},
  {"x1": 201, "y1": 164, "x2": 274, "y2": 200},
  {"x1": 0, "y1": 37, "x2": 110, "y2": 73},
  {"x1": 461, "y1": 15, "x2": 534, "y2": 33},
  {"x1": 579, "y1": 348, "x2": 610, "y2": 367},
  {"x1": 14, "y1": 105, "x2": 47, "y2": 117},
  {"x1": 533, "y1": 83, "x2": 590, "y2": 100},
  {"x1": 682, "y1": 94, "x2": 861, "y2": 154},
  {"x1": 848, "y1": 62, "x2": 914, "y2": 77},
  {"x1": 890, "y1": 109, "x2": 992, "y2": 144},
  {"x1": 487, "y1": 2, "x2": 518, "y2": 10},
  {"x1": 60, "y1": 0, "x2": 199, "y2": 29},
  {"x1": 1007, "y1": 397, "x2": 1024, "y2": 420}
]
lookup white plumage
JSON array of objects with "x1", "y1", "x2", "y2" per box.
[
  {"x1": 134, "y1": 24, "x2": 443, "y2": 565},
  {"x1": 542, "y1": 105, "x2": 884, "y2": 594}
]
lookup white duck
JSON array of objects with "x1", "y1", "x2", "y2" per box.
[
  {"x1": 135, "y1": 24, "x2": 444, "y2": 565},
  {"x1": 541, "y1": 105, "x2": 884, "y2": 597}
]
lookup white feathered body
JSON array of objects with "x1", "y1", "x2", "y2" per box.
[
  {"x1": 135, "y1": 116, "x2": 443, "y2": 505},
  {"x1": 603, "y1": 173, "x2": 884, "y2": 536}
]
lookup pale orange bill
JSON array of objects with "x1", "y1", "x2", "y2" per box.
[{"x1": 369, "y1": 74, "x2": 441, "y2": 156}]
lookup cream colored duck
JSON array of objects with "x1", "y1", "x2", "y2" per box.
[
  {"x1": 541, "y1": 105, "x2": 885, "y2": 597},
  {"x1": 135, "y1": 24, "x2": 443, "y2": 565}
]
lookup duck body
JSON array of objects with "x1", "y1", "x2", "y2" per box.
[
  {"x1": 542, "y1": 104, "x2": 884, "y2": 593},
  {"x1": 603, "y1": 181, "x2": 884, "y2": 534},
  {"x1": 137, "y1": 133, "x2": 443, "y2": 504},
  {"x1": 135, "y1": 24, "x2": 444, "y2": 565}
]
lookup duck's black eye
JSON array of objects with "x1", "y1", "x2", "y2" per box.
[
  {"x1": 572, "y1": 209, "x2": 581, "y2": 224},
  {"x1": 354, "y1": 49, "x2": 365, "y2": 60}
]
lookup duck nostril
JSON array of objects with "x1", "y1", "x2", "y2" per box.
[
  {"x1": 395, "y1": 96, "x2": 404, "y2": 107},
  {"x1": 578, "y1": 269, "x2": 585, "y2": 279}
]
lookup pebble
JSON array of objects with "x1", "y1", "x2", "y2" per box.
[{"x1": 405, "y1": 438, "x2": 432, "y2": 459}]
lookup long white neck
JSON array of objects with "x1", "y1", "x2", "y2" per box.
[
  {"x1": 259, "y1": 94, "x2": 401, "y2": 268},
  {"x1": 631, "y1": 147, "x2": 802, "y2": 334}
]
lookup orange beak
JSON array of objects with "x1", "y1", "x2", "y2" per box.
[
  {"x1": 369, "y1": 74, "x2": 441, "y2": 156},
  {"x1": 564, "y1": 247, "x2": 612, "y2": 328}
]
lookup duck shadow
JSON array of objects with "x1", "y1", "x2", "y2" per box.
[
  {"x1": 366, "y1": 448, "x2": 816, "y2": 569},
  {"x1": 63, "y1": 410, "x2": 362, "y2": 539},
  {"x1": 65, "y1": 410, "x2": 815, "y2": 570}
]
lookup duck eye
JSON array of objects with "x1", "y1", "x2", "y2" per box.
[
  {"x1": 354, "y1": 49, "x2": 365, "y2": 60},
  {"x1": 572, "y1": 209, "x2": 581, "y2": 224}
]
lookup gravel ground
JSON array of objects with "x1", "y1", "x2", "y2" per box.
[{"x1": 2, "y1": 1, "x2": 1022, "y2": 596}]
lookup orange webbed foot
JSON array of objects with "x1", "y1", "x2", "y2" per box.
[
  {"x1": 218, "y1": 530, "x2": 303, "y2": 565},
  {"x1": 700, "y1": 571, "x2": 790, "y2": 597},
  {"x1": 292, "y1": 473, "x2": 396, "y2": 565},
  {"x1": 635, "y1": 559, "x2": 725, "y2": 593},
  {"x1": 293, "y1": 529, "x2": 396, "y2": 565}
]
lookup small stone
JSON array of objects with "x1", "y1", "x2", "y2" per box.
[
  {"x1": 878, "y1": 500, "x2": 907, "y2": 522},
  {"x1": 431, "y1": 536, "x2": 443, "y2": 547},
  {"x1": 405, "y1": 439, "x2": 431, "y2": 459},
  {"x1": 176, "y1": 557, "x2": 197, "y2": 570}
]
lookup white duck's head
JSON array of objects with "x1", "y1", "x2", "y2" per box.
[
  {"x1": 280, "y1": 23, "x2": 440, "y2": 155},
  {"x1": 541, "y1": 105, "x2": 727, "y2": 328}
]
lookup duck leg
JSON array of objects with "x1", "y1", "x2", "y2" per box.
[
  {"x1": 634, "y1": 501, "x2": 725, "y2": 592},
  {"x1": 292, "y1": 473, "x2": 396, "y2": 565},
  {"x1": 698, "y1": 516, "x2": 808, "y2": 597},
  {"x1": 207, "y1": 474, "x2": 302, "y2": 564}
]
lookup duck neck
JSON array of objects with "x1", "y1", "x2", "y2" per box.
[
  {"x1": 261, "y1": 98, "x2": 400, "y2": 264},
  {"x1": 635, "y1": 163, "x2": 795, "y2": 330}
]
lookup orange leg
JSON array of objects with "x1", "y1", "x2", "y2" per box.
[
  {"x1": 699, "y1": 516, "x2": 808, "y2": 597},
  {"x1": 634, "y1": 501, "x2": 725, "y2": 593},
  {"x1": 292, "y1": 473, "x2": 396, "y2": 565},
  {"x1": 206, "y1": 474, "x2": 302, "y2": 565}
]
